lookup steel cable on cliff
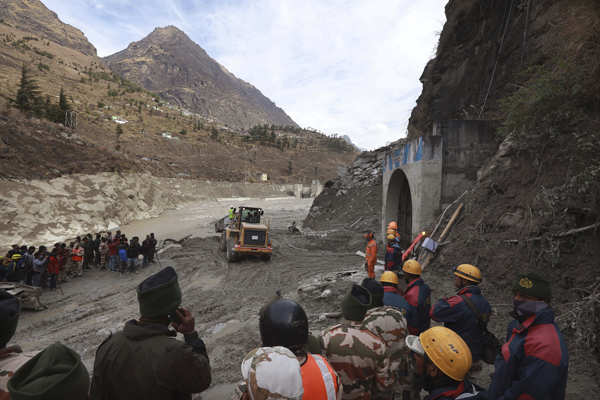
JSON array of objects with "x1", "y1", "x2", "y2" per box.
[{"x1": 478, "y1": 0, "x2": 516, "y2": 119}]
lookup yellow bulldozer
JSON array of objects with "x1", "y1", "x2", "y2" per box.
[{"x1": 215, "y1": 206, "x2": 272, "y2": 262}]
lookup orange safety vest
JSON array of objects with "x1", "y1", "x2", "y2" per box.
[{"x1": 301, "y1": 353, "x2": 340, "y2": 400}]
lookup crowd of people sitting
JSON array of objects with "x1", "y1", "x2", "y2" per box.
[{"x1": 0, "y1": 231, "x2": 158, "y2": 289}]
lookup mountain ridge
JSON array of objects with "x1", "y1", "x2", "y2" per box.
[{"x1": 0, "y1": 0, "x2": 96, "y2": 56}]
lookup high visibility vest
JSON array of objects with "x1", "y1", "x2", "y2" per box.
[{"x1": 301, "y1": 353, "x2": 340, "y2": 400}]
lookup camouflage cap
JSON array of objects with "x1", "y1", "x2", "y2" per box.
[{"x1": 241, "y1": 347, "x2": 303, "y2": 400}]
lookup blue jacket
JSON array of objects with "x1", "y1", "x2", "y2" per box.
[
  {"x1": 383, "y1": 286, "x2": 409, "y2": 312},
  {"x1": 430, "y1": 286, "x2": 491, "y2": 361},
  {"x1": 425, "y1": 380, "x2": 482, "y2": 400},
  {"x1": 384, "y1": 242, "x2": 403, "y2": 271},
  {"x1": 488, "y1": 307, "x2": 568, "y2": 400},
  {"x1": 403, "y1": 278, "x2": 431, "y2": 335}
]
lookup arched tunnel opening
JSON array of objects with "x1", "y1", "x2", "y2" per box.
[{"x1": 384, "y1": 169, "x2": 413, "y2": 247}]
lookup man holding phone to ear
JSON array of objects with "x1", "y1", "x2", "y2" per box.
[{"x1": 90, "y1": 266, "x2": 211, "y2": 400}]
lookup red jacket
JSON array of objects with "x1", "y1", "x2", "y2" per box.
[
  {"x1": 48, "y1": 255, "x2": 61, "y2": 275},
  {"x1": 108, "y1": 240, "x2": 119, "y2": 256}
]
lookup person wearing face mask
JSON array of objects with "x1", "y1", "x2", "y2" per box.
[
  {"x1": 405, "y1": 326, "x2": 481, "y2": 399},
  {"x1": 488, "y1": 273, "x2": 568, "y2": 400}
]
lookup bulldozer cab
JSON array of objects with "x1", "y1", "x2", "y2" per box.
[{"x1": 235, "y1": 207, "x2": 264, "y2": 226}]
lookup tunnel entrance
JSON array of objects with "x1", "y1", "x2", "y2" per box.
[{"x1": 384, "y1": 169, "x2": 413, "y2": 247}]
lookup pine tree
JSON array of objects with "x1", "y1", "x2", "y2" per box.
[
  {"x1": 14, "y1": 64, "x2": 42, "y2": 115},
  {"x1": 58, "y1": 87, "x2": 70, "y2": 112}
]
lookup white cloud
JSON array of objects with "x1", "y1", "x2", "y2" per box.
[{"x1": 41, "y1": 0, "x2": 446, "y2": 149}]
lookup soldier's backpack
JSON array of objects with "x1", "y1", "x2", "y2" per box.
[{"x1": 460, "y1": 295, "x2": 501, "y2": 364}]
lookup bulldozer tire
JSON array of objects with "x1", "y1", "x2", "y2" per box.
[
  {"x1": 226, "y1": 237, "x2": 237, "y2": 262},
  {"x1": 219, "y1": 232, "x2": 227, "y2": 251}
]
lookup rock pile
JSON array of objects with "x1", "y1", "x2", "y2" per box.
[{"x1": 304, "y1": 146, "x2": 389, "y2": 233}]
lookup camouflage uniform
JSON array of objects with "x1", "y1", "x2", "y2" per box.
[
  {"x1": 320, "y1": 321, "x2": 393, "y2": 400},
  {"x1": 0, "y1": 346, "x2": 37, "y2": 398},
  {"x1": 361, "y1": 306, "x2": 419, "y2": 399},
  {"x1": 233, "y1": 346, "x2": 303, "y2": 400}
]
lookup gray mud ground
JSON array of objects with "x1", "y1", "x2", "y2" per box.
[{"x1": 14, "y1": 198, "x2": 597, "y2": 399}]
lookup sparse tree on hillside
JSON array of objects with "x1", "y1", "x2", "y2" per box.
[
  {"x1": 115, "y1": 124, "x2": 123, "y2": 151},
  {"x1": 288, "y1": 160, "x2": 293, "y2": 176},
  {"x1": 58, "y1": 87, "x2": 70, "y2": 112},
  {"x1": 14, "y1": 64, "x2": 43, "y2": 116},
  {"x1": 210, "y1": 126, "x2": 219, "y2": 140}
]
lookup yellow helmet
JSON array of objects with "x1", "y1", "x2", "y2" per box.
[
  {"x1": 387, "y1": 221, "x2": 398, "y2": 230},
  {"x1": 402, "y1": 259, "x2": 422, "y2": 275},
  {"x1": 380, "y1": 271, "x2": 399, "y2": 285},
  {"x1": 386, "y1": 234, "x2": 396, "y2": 240},
  {"x1": 419, "y1": 326, "x2": 472, "y2": 381},
  {"x1": 453, "y1": 264, "x2": 482, "y2": 283}
]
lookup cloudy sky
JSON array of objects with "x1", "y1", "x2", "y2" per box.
[{"x1": 42, "y1": 0, "x2": 446, "y2": 149}]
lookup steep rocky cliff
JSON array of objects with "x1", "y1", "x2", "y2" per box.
[
  {"x1": 408, "y1": 0, "x2": 599, "y2": 138},
  {"x1": 0, "y1": 0, "x2": 96, "y2": 56},
  {"x1": 104, "y1": 26, "x2": 297, "y2": 130}
]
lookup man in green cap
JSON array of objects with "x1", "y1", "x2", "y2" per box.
[
  {"x1": 90, "y1": 266, "x2": 211, "y2": 400},
  {"x1": 488, "y1": 273, "x2": 568, "y2": 400},
  {"x1": 319, "y1": 283, "x2": 393, "y2": 399},
  {"x1": 8, "y1": 342, "x2": 89, "y2": 400},
  {"x1": 0, "y1": 290, "x2": 37, "y2": 397}
]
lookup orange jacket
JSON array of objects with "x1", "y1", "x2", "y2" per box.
[{"x1": 365, "y1": 239, "x2": 377, "y2": 268}]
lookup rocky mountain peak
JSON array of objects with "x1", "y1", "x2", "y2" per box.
[
  {"x1": 0, "y1": 0, "x2": 97, "y2": 56},
  {"x1": 104, "y1": 26, "x2": 297, "y2": 130}
]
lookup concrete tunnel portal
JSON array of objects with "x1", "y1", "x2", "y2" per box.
[
  {"x1": 381, "y1": 121, "x2": 500, "y2": 243},
  {"x1": 385, "y1": 169, "x2": 413, "y2": 247}
]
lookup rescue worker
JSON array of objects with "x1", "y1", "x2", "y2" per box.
[
  {"x1": 430, "y1": 264, "x2": 491, "y2": 363},
  {"x1": 228, "y1": 206, "x2": 235, "y2": 220},
  {"x1": 402, "y1": 260, "x2": 431, "y2": 335},
  {"x1": 361, "y1": 278, "x2": 415, "y2": 399},
  {"x1": 364, "y1": 231, "x2": 377, "y2": 279},
  {"x1": 90, "y1": 266, "x2": 211, "y2": 400},
  {"x1": 0, "y1": 290, "x2": 37, "y2": 396},
  {"x1": 405, "y1": 326, "x2": 480, "y2": 399},
  {"x1": 236, "y1": 346, "x2": 304, "y2": 400},
  {"x1": 257, "y1": 298, "x2": 342, "y2": 399},
  {"x1": 7, "y1": 342, "x2": 89, "y2": 400},
  {"x1": 384, "y1": 234, "x2": 403, "y2": 272},
  {"x1": 320, "y1": 284, "x2": 393, "y2": 399},
  {"x1": 380, "y1": 271, "x2": 410, "y2": 311},
  {"x1": 488, "y1": 273, "x2": 568, "y2": 400}
]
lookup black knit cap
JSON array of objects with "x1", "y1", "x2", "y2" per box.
[
  {"x1": 361, "y1": 278, "x2": 384, "y2": 308},
  {"x1": 341, "y1": 284, "x2": 372, "y2": 321},
  {"x1": 513, "y1": 273, "x2": 552, "y2": 302},
  {"x1": 137, "y1": 266, "x2": 182, "y2": 318}
]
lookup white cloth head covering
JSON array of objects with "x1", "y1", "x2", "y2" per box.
[{"x1": 241, "y1": 346, "x2": 303, "y2": 400}]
